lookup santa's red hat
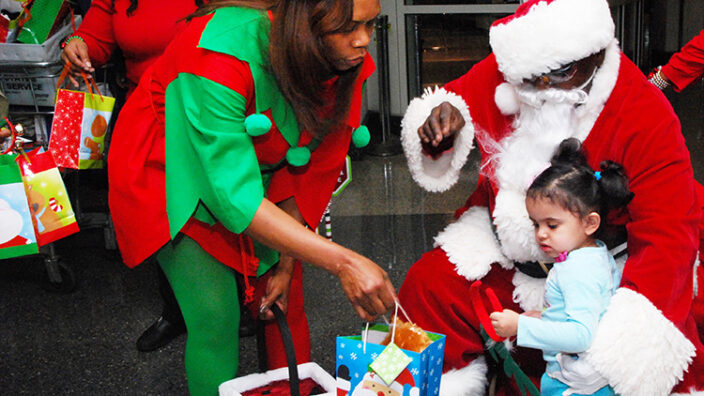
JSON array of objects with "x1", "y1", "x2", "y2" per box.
[{"x1": 489, "y1": 0, "x2": 615, "y2": 85}]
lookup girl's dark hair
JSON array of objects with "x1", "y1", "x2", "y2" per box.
[
  {"x1": 189, "y1": 0, "x2": 362, "y2": 137},
  {"x1": 111, "y1": 0, "x2": 204, "y2": 17},
  {"x1": 527, "y1": 138, "x2": 634, "y2": 222}
]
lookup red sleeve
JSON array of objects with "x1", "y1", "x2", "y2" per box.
[
  {"x1": 661, "y1": 29, "x2": 704, "y2": 92},
  {"x1": 584, "y1": 59, "x2": 700, "y2": 328},
  {"x1": 454, "y1": 174, "x2": 493, "y2": 219},
  {"x1": 75, "y1": 0, "x2": 117, "y2": 68}
]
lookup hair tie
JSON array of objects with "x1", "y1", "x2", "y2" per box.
[{"x1": 594, "y1": 171, "x2": 602, "y2": 181}]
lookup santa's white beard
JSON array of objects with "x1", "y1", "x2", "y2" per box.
[{"x1": 484, "y1": 86, "x2": 585, "y2": 262}]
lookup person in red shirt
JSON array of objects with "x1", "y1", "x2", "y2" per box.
[
  {"x1": 61, "y1": 0, "x2": 200, "y2": 95},
  {"x1": 60, "y1": 0, "x2": 201, "y2": 353},
  {"x1": 649, "y1": 28, "x2": 704, "y2": 91}
]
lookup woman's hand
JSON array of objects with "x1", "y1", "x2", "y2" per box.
[
  {"x1": 490, "y1": 309, "x2": 520, "y2": 338},
  {"x1": 245, "y1": 198, "x2": 397, "y2": 322},
  {"x1": 61, "y1": 38, "x2": 95, "y2": 88},
  {"x1": 335, "y1": 252, "x2": 396, "y2": 322},
  {"x1": 258, "y1": 255, "x2": 295, "y2": 321},
  {"x1": 418, "y1": 101, "x2": 464, "y2": 148}
]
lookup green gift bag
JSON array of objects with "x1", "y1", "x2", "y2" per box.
[
  {"x1": 16, "y1": 0, "x2": 69, "y2": 45},
  {"x1": 0, "y1": 154, "x2": 39, "y2": 259}
]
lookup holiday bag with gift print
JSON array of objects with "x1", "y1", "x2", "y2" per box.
[
  {"x1": 16, "y1": 148, "x2": 78, "y2": 245},
  {"x1": 0, "y1": 153, "x2": 38, "y2": 259},
  {"x1": 335, "y1": 304, "x2": 446, "y2": 396},
  {"x1": 49, "y1": 67, "x2": 115, "y2": 169}
]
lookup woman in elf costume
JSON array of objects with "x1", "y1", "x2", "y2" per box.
[{"x1": 107, "y1": 0, "x2": 396, "y2": 394}]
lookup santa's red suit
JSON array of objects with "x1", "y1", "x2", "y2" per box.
[{"x1": 398, "y1": 0, "x2": 704, "y2": 395}]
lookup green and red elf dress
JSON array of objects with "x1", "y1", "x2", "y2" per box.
[{"x1": 107, "y1": 6, "x2": 374, "y2": 367}]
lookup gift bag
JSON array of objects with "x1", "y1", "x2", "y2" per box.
[
  {"x1": 336, "y1": 311, "x2": 446, "y2": 396},
  {"x1": 49, "y1": 69, "x2": 114, "y2": 169},
  {"x1": 16, "y1": 0, "x2": 70, "y2": 44},
  {"x1": 16, "y1": 148, "x2": 78, "y2": 245},
  {"x1": 0, "y1": 153, "x2": 39, "y2": 259}
]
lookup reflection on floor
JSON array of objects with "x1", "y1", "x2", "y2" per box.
[{"x1": 0, "y1": 83, "x2": 702, "y2": 395}]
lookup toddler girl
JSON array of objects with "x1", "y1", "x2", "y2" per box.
[{"x1": 490, "y1": 138, "x2": 633, "y2": 396}]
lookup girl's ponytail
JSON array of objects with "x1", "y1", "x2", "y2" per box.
[{"x1": 597, "y1": 160, "x2": 634, "y2": 212}]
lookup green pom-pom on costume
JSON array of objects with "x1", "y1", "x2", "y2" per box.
[
  {"x1": 244, "y1": 113, "x2": 272, "y2": 136},
  {"x1": 286, "y1": 146, "x2": 310, "y2": 167},
  {"x1": 351, "y1": 125, "x2": 370, "y2": 148}
]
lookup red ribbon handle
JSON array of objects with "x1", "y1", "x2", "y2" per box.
[
  {"x1": 2, "y1": 117, "x2": 18, "y2": 155},
  {"x1": 470, "y1": 280, "x2": 505, "y2": 342}
]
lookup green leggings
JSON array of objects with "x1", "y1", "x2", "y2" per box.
[{"x1": 157, "y1": 235, "x2": 240, "y2": 396}]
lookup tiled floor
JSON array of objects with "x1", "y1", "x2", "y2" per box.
[{"x1": 0, "y1": 83, "x2": 702, "y2": 395}]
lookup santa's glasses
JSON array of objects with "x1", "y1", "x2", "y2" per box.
[{"x1": 526, "y1": 61, "x2": 578, "y2": 86}]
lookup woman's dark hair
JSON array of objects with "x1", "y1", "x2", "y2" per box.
[
  {"x1": 527, "y1": 138, "x2": 634, "y2": 223},
  {"x1": 189, "y1": 0, "x2": 362, "y2": 137},
  {"x1": 111, "y1": 0, "x2": 204, "y2": 17}
]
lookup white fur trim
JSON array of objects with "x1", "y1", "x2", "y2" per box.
[
  {"x1": 583, "y1": 288, "x2": 696, "y2": 396},
  {"x1": 218, "y1": 362, "x2": 336, "y2": 395},
  {"x1": 512, "y1": 270, "x2": 546, "y2": 312},
  {"x1": 494, "y1": 82, "x2": 520, "y2": 115},
  {"x1": 490, "y1": 0, "x2": 615, "y2": 85},
  {"x1": 401, "y1": 87, "x2": 475, "y2": 193},
  {"x1": 435, "y1": 207, "x2": 512, "y2": 282},
  {"x1": 439, "y1": 356, "x2": 488, "y2": 396},
  {"x1": 493, "y1": 188, "x2": 547, "y2": 263}
]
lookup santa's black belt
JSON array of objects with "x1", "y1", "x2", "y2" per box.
[{"x1": 514, "y1": 261, "x2": 553, "y2": 278}]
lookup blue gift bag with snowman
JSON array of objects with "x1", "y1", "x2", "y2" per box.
[{"x1": 335, "y1": 320, "x2": 445, "y2": 396}]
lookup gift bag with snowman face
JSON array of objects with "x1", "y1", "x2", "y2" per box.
[
  {"x1": 0, "y1": 154, "x2": 38, "y2": 259},
  {"x1": 49, "y1": 76, "x2": 114, "y2": 169},
  {"x1": 336, "y1": 315, "x2": 445, "y2": 396}
]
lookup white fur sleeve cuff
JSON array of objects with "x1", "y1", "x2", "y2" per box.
[
  {"x1": 584, "y1": 288, "x2": 696, "y2": 396},
  {"x1": 439, "y1": 356, "x2": 488, "y2": 396},
  {"x1": 401, "y1": 87, "x2": 475, "y2": 192},
  {"x1": 434, "y1": 207, "x2": 512, "y2": 282}
]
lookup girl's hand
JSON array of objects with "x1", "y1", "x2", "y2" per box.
[
  {"x1": 258, "y1": 255, "x2": 295, "y2": 320},
  {"x1": 490, "y1": 309, "x2": 520, "y2": 338},
  {"x1": 61, "y1": 38, "x2": 95, "y2": 88},
  {"x1": 335, "y1": 253, "x2": 396, "y2": 322}
]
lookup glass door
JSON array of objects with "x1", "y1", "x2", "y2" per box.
[{"x1": 392, "y1": 3, "x2": 518, "y2": 114}]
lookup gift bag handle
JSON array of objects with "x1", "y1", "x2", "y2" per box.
[
  {"x1": 270, "y1": 304, "x2": 301, "y2": 396},
  {"x1": 55, "y1": 62, "x2": 106, "y2": 100},
  {"x1": 2, "y1": 117, "x2": 18, "y2": 155},
  {"x1": 362, "y1": 300, "x2": 413, "y2": 353}
]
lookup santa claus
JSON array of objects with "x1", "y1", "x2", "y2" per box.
[{"x1": 398, "y1": 0, "x2": 704, "y2": 395}]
